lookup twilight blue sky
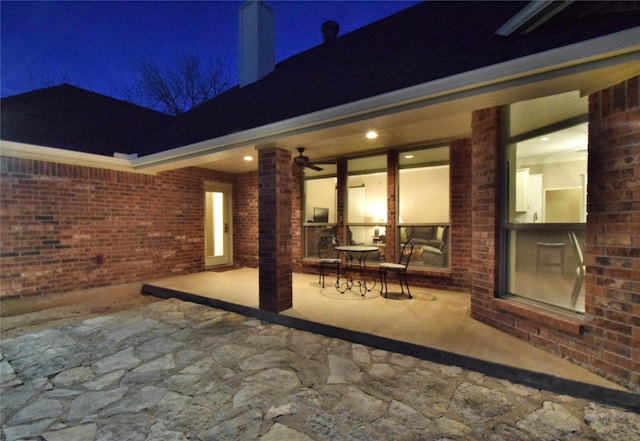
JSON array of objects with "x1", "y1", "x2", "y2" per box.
[{"x1": 1, "y1": 1, "x2": 420, "y2": 99}]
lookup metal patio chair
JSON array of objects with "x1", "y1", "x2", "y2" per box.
[
  {"x1": 318, "y1": 234, "x2": 341, "y2": 288},
  {"x1": 379, "y1": 239, "x2": 416, "y2": 298}
]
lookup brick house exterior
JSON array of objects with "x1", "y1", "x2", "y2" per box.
[{"x1": 1, "y1": 2, "x2": 639, "y2": 390}]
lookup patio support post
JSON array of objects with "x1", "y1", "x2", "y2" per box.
[
  {"x1": 469, "y1": 107, "x2": 502, "y2": 320},
  {"x1": 258, "y1": 146, "x2": 293, "y2": 312},
  {"x1": 336, "y1": 158, "x2": 348, "y2": 245},
  {"x1": 386, "y1": 151, "x2": 398, "y2": 263}
]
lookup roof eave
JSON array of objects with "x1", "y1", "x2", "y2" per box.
[
  {"x1": 131, "y1": 27, "x2": 640, "y2": 173},
  {"x1": 0, "y1": 140, "x2": 154, "y2": 174}
]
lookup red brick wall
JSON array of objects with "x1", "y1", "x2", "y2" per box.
[
  {"x1": 468, "y1": 79, "x2": 640, "y2": 391},
  {"x1": 0, "y1": 158, "x2": 249, "y2": 299},
  {"x1": 448, "y1": 138, "x2": 473, "y2": 292},
  {"x1": 233, "y1": 171, "x2": 259, "y2": 268},
  {"x1": 469, "y1": 107, "x2": 502, "y2": 324},
  {"x1": 291, "y1": 164, "x2": 304, "y2": 271},
  {"x1": 257, "y1": 147, "x2": 292, "y2": 312},
  {"x1": 586, "y1": 76, "x2": 640, "y2": 386},
  {"x1": 386, "y1": 151, "x2": 398, "y2": 264}
]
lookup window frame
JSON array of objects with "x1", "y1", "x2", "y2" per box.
[
  {"x1": 302, "y1": 173, "x2": 338, "y2": 259},
  {"x1": 500, "y1": 96, "x2": 589, "y2": 315}
]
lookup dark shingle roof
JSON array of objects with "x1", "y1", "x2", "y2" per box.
[
  {"x1": 152, "y1": 1, "x2": 639, "y2": 151},
  {"x1": 2, "y1": 1, "x2": 638, "y2": 157},
  {"x1": 0, "y1": 84, "x2": 172, "y2": 156}
]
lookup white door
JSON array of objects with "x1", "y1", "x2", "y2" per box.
[{"x1": 204, "y1": 182, "x2": 232, "y2": 267}]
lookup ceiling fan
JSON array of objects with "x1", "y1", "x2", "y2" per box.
[{"x1": 293, "y1": 147, "x2": 332, "y2": 171}]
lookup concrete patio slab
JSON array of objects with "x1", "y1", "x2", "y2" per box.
[{"x1": 142, "y1": 268, "x2": 630, "y2": 399}]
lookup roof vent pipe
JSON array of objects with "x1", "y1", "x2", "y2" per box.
[
  {"x1": 321, "y1": 20, "x2": 340, "y2": 43},
  {"x1": 239, "y1": 0, "x2": 275, "y2": 87}
]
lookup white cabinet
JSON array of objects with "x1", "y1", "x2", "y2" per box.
[{"x1": 515, "y1": 168, "x2": 529, "y2": 213}]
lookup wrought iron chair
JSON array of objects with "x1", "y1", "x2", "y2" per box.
[
  {"x1": 318, "y1": 235, "x2": 341, "y2": 288},
  {"x1": 379, "y1": 239, "x2": 416, "y2": 298},
  {"x1": 568, "y1": 231, "x2": 585, "y2": 306}
]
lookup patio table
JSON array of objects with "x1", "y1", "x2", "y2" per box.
[{"x1": 334, "y1": 245, "x2": 379, "y2": 295}]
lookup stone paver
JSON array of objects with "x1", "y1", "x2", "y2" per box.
[{"x1": 1, "y1": 298, "x2": 639, "y2": 441}]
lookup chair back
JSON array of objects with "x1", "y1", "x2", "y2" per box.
[
  {"x1": 440, "y1": 226, "x2": 450, "y2": 266},
  {"x1": 568, "y1": 231, "x2": 584, "y2": 267},
  {"x1": 318, "y1": 235, "x2": 339, "y2": 259},
  {"x1": 398, "y1": 239, "x2": 416, "y2": 267},
  {"x1": 568, "y1": 231, "x2": 585, "y2": 306}
]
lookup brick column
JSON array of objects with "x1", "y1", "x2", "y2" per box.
[
  {"x1": 386, "y1": 151, "x2": 398, "y2": 263},
  {"x1": 587, "y1": 76, "x2": 640, "y2": 385},
  {"x1": 336, "y1": 158, "x2": 348, "y2": 246},
  {"x1": 291, "y1": 163, "x2": 304, "y2": 271},
  {"x1": 258, "y1": 147, "x2": 292, "y2": 312},
  {"x1": 470, "y1": 107, "x2": 502, "y2": 322},
  {"x1": 450, "y1": 138, "x2": 473, "y2": 291}
]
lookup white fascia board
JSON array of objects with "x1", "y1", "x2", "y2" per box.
[
  {"x1": 0, "y1": 140, "x2": 155, "y2": 174},
  {"x1": 338, "y1": 27, "x2": 639, "y2": 116},
  {"x1": 129, "y1": 27, "x2": 638, "y2": 171}
]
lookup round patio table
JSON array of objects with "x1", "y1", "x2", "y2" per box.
[{"x1": 333, "y1": 245, "x2": 379, "y2": 295}]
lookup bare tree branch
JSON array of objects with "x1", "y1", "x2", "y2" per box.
[{"x1": 125, "y1": 52, "x2": 230, "y2": 115}]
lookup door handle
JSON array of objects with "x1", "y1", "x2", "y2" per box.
[{"x1": 224, "y1": 223, "x2": 229, "y2": 233}]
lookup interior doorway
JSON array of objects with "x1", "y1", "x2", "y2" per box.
[{"x1": 204, "y1": 182, "x2": 232, "y2": 267}]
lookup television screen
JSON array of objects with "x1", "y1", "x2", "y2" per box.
[{"x1": 313, "y1": 207, "x2": 329, "y2": 223}]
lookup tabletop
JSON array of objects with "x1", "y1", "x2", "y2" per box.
[{"x1": 334, "y1": 245, "x2": 379, "y2": 252}]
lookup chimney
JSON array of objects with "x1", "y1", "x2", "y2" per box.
[{"x1": 239, "y1": 0, "x2": 275, "y2": 87}]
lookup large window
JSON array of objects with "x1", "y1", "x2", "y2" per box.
[
  {"x1": 303, "y1": 164, "x2": 337, "y2": 258},
  {"x1": 398, "y1": 146, "x2": 450, "y2": 268},
  {"x1": 505, "y1": 91, "x2": 588, "y2": 313},
  {"x1": 346, "y1": 155, "x2": 387, "y2": 262}
]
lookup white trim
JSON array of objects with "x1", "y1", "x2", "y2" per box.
[
  {"x1": 0, "y1": 141, "x2": 154, "y2": 174},
  {"x1": 132, "y1": 27, "x2": 639, "y2": 171}
]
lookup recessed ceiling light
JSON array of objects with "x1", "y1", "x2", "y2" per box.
[
  {"x1": 243, "y1": 155, "x2": 253, "y2": 161},
  {"x1": 366, "y1": 130, "x2": 378, "y2": 139},
  {"x1": 404, "y1": 154, "x2": 414, "y2": 159},
  {"x1": 540, "y1": 137, "x2": 550, "y2": 141}
]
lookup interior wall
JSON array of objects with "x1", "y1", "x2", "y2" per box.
[
  {"x1": 399, "y1": 166, "x2": 450, "y2": 223},
  {"x1": 527, "y1": 159, "x2": 586, "y2": 190},
  {"x1": 520, "y1": 159, "x2": 586, "y2": 222},
  {"x1": 348, "y1": 173, "x2": 387, "y2": 222},
  {"x1": 305, "y1": 178, "x2": 336, "y2": 223}
]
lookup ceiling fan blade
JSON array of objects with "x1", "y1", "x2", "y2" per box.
[
  {"x1": 314, "y1": 159, "x2": 337, "y2": 165},
  {"x1": 306, "y1": 163, "x2": 324, "y2": 171}
]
